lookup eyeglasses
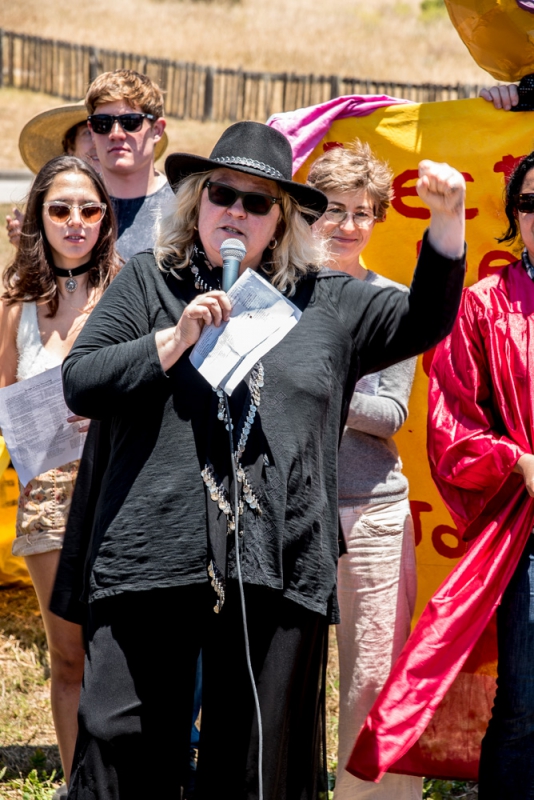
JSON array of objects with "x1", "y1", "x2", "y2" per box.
[
  {"x1": 515, "y1": 193, "x2": 534, "y2": 214},
  {"x1": 205, "y1": 181, "x2": 281, "y2": 216},
  {"x1": 43, "y1": 202, "x2": 107, "y2": 224},
  {"x1": 87, "y1": 113, "x2": 156, "y2": 134},
  {"x1": 323, "y1": 207, "x2": 377, "y2": 227}
]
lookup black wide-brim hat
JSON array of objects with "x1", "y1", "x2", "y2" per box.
[{"x1": 165, "y1": 121, "x2": 327, "y2": 224}]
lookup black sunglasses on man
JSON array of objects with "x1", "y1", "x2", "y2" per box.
[{"x1": 88, "y1": 113, "x2": 156, "y2": 135}]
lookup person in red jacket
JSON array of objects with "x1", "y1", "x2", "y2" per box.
[{"x1": 428, "y1": 151, "x2": 534, "y2": 798}]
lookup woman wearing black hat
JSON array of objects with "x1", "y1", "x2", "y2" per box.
[{"x1": 55, "y1": 121, "x2": 466, "y2": 800}]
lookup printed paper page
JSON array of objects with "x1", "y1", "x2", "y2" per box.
[
  {"x1": 190, "y1": 269, "x2": 301, "y2": 394},
  {"x1": 0, "y1": 365, "x2": 87, "y2": 486}
]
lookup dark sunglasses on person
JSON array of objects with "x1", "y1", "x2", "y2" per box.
[
  {"x1": 205, "y1": 181, "x2": 281, "y2": 216},
  {"x1": 88, "y1": 113, "x2": 156, "y2": 134},
  {"x1": 43, "y1": 202, "x2": 107, "y2": 224},
  {"x1": 515, "y1": 193, "x2": 534, "y2": 214}
]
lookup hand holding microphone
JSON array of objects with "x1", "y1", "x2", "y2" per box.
[
  {"x1": 177, "y1": 239, "x2": 246, "y2": 345},
  {"x1": 156, "y1": 240, "x2": 247, "y2": 372}
]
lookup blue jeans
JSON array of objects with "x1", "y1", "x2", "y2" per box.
[{"x1": 479, "y1": 534, "x2": 534, "y2": 799}]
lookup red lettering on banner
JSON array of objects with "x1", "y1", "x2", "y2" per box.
[
  {"x1": 410, "y1": 500, "x2": 432, "y2": 546},
  {"x1": 393, "y1": 170, "x2": 478, "y2": 220},
  {"x1": 323, "y1": 141, "x2": 344, "y2": 152},
  {"x1": 431, "y1": 524, "x2": 467, "y2": 559},
  {"x1": 392, "y1": 170, "x2": 429, "y2": 219},
  {"x1": 478, "y1": 250, "x2": 517, "y2": 281},
  {"x1": 462, "y1": 173, "x2": 478, "y2": 220},
  {"x1": 494, "y1": 154, "x2": 526, "y2": 184}
]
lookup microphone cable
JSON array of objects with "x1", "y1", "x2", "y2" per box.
[{"x1": 224, "y1": 393, "x2": 264, "y2": 800}]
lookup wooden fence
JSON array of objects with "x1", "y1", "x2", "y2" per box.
[{"x1": 0, "y1": 29, "x2": 485, "y2": 122}]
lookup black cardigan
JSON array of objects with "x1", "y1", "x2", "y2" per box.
[{"x1": 52, "y1": 233, "x2": 465, "y2": 623}]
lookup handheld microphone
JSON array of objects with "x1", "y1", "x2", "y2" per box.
[{"x1": 220, "y1": 238, "x2": 247, "y2": 292}]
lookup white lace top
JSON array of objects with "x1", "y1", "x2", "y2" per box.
[{"x1": 16, "y1": 302, "x2": 62, "y2": 381}]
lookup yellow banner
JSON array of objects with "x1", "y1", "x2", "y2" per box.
[
  {"x1": 0, "y1": 445, "x2": 31, "y2": 587},
  {"x1": 295, "y1": 97, "x2": 534, "y2": 619}
]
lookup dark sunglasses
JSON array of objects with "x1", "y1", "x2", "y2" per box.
[
  {"x1": 43, "y1": 201, "x2": 107, "y2": 224},
  {"x1": 515, "y1": 193, "x2": 534, "y2": 214},
  {"x1": 88, "y1": 113, "x2": 156, "y2": 134},
  {"x1": 205, "y1": 181, "x2": 281, "y2": 216}
]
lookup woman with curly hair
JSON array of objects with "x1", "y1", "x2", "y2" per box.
[
  {"x1": 308, "y1": 141, "x2": 421, "y2": 800},
  {"x1": 0, "y1": 154, "x2": 119, "y2": 793}
]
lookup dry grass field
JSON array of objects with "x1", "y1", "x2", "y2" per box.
[
  {"x1": 0, "y1": 204, "x2": 14, "y2": 269},
  {"x1": 0, "y1": 583, "x2": 479, "y2": 799},
  {"x1": 0, "y1": 586, "x2": 63, "y2": 799},
  {"x1": 0, "y1": 583, "x2": 340, "y2": 798},
  {"x1": 0, "y1": 0, "x2": 490, "y2": 86}
]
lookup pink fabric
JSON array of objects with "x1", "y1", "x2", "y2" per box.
[
  {"x1": 267, "y1": 95, "x2": 412, "y2": 174},
  {"x1": 347, "y1": 262, "x2": 534, "y2": 782}
]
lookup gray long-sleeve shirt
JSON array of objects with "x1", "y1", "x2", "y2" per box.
[{"x1": 338, "y1": 271, "x2": 416, "y2": 507}]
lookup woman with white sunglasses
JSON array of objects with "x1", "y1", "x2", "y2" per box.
[{"x1": 0, "y1": 155, "x2": 120, "y2": 796}]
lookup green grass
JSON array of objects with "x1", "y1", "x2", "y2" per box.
[
  {"x1": 424, "y1": 779, "x2": 478, "y2": 799},
  {"x1": 0, "y1": 766, "x2": 61, "y2": 799}
]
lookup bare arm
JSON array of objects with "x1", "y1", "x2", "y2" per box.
[
  {"x1": 0, "y1": 300, "x2": 21, "y2": 388},
  {"x1": 417, "y1": 160, "x2": 466, "y2": 259}
]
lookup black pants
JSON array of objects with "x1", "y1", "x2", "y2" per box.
[
  {"x1": 479, "y1": 535, "x2": 534, "y2": 800},
  {"x1": 67, "y1": 583, "x2": 328, "y2": 800}
]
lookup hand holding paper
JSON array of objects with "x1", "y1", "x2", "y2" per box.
[
  {"x1": 0, "y1": 365, "x2": 87, "y2": 486},
  {"x1": 190, "y1": 268, "x2": 301, "y2": 394}
]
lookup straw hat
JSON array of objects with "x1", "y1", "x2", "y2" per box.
[{"x1": 19, "y1": 102, "x2": 169, "y2": 174}]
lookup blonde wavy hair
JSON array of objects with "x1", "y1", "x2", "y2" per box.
[
  {"x1": 306, "y1": 139, "x2": 393, "y2": 221},
  {"x1": 154, "y1": 171, "x2": 326, "y2": 296}
]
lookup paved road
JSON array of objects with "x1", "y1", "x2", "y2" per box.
[{"x1": 0, "y1": 171, "x2": 33, "y2": 205}]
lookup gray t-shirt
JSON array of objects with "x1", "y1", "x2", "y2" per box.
[
  {"x1": 338, "y1": 270, "x2": 417, "y2": 507},
  {"x1": 112, "y1": 181, "x2": 175, "y2": 262}
]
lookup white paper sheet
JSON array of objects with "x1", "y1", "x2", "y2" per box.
[
  {"x1": 190, "y1": 269, "x2": 301, "y2": 394},
  {"x1": 0, "y1": 365, "x2": 87, "y2": 486},
  {"x1": 354, "y1": 372, "x2": 380, "y2": 396}
]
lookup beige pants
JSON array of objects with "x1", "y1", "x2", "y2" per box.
[{"x1": 334, "y1": 499, "x2": 422, "y2": 800}]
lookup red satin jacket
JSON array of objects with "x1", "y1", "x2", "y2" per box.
[{"x1": 348, "y1": 260, "x2": 534, "y2": 782}]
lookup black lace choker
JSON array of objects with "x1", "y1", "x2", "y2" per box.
[{"x1": 53, "y1": 260, "x2": 93, "y2": 293}]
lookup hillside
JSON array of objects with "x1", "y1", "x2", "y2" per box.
[{"x1": 0, "y1": 0, "x2": 490, "y2": 86}]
